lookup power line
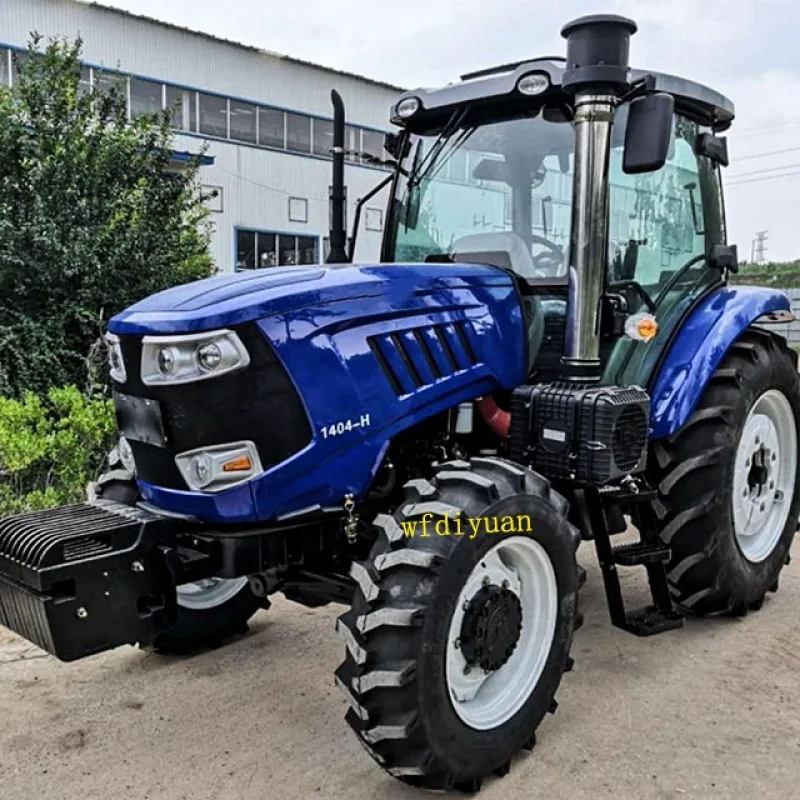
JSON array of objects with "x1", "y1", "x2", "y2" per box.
[
  {"x1": 734, "y1": 145, "x2": 800, "y2": 162},
  {"x1": 727, "y1": 169, "x2": 800, "y2": 187},
  {"x1": 734, "y1": 118, "x2": 800, "y2": 137},
  {"x1": 728, "y1": 161, "x2": 800, "y2": 180}
]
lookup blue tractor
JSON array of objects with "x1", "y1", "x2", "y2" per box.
[{"x1": 1, "y1": 14, "x2": 799, "y2": 791}]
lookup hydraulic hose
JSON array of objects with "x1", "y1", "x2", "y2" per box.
[{"x1": 476, "y1": 396, "x2": 510, "y2": 439}]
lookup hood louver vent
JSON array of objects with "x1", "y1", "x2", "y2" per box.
[{"x1": 369, "y1": 321, "x2": 478, "y2": 397}]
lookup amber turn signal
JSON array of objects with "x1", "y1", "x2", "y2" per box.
[{"x1": 222, "y1": 455, "x2": 253, "y2": 472}]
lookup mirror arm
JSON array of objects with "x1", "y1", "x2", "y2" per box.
[{"x1": 348, "y1": 174, "x2": 395, "y2": 261}]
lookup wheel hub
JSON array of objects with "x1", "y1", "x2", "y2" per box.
[
  {"x1": 733, "y1": 390, "x2": 797, "y2": 563},
  {"x1": 460, "y1": 584, "x2": 523, "y2": 672}
]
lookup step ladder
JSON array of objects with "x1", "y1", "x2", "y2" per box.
[{"x1": 584, "y1": 486, "x2": 684, "y2": 637}]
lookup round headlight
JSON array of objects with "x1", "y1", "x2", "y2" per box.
[
  {"x1": 396, "y1": 97, "x2": 421, "y2": 119},
  {"x1": 196, "y1": 342, "x2": 222, "y2": 372},
  {"x1": 157, "y1": 346, "x2": 178, "y2": 376},
  {"x1": 189, "y1": 454, "x2": 211, "y2": 487},
  {"x1": 517, "y1": 72, "x2": 550, "y2": 96}
]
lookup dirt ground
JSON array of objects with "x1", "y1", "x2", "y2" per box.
[{"x1": 1, "y1": 538, "x2": 799, "y2": 800}]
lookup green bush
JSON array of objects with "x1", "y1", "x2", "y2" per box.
[
  {"x1": 0, "y1": 37, "x2": 214, "y2": 398},
  {"x1": 0, "y1": 385, "x2": 116, "y2": 516}
]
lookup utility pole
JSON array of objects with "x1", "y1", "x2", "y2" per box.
[{"x1": 751, "y1": 230, "x2": 769, "y2": 264}]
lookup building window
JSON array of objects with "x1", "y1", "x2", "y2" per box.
[
  {"x1": 237, "y1": 229, "x2": 257, "y2": 269},
  {"x1": 257, "y1": 232, "x2": 277, "y2": 267},
  {"x1": 130, "y1": 77, "x2": 162, "y2": 118},
  {"x1": 313, "y1": 118, "x2": 334, "y2": 158},
  {"x1": 94, "y1": 68, "x2": 125, "y2": 97},
  {"x1": 236, "y1": 229, "x2": 319, "y2": 269},
  {"x1": 198, "y1": 92, "x2": 228, "y2": 138},
  {"x1": 345, "y1": 125, "x2": 361, "y2": 163},
  {"x1": 286, "y1": 112, "x2": 311, "y2": 154},
  {"x1": 259, "y1": 107, "x2": 285, "y2": 149},
  {"x1": 78, "y1": 65, "x2": 92, "y2": 97},
  {"x1": 361, "y1": 130, "x2": 385, "y2": 166},
  {"x1": 288, "y1": 197, "x2": 308, "y2": 224},
  {"x1": 365, "y1": 208, "x2": 384, "y2": 232},
  {"x1": 230, "y1": 100, "x2": 257, "y2": 144},
  {"x1": 165, "y1": 85, "x2": 189, "y2": 130}
]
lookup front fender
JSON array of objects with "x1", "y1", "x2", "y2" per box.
[{"x1": 649, "y1": 286, "x2": 791, "y2": 440}]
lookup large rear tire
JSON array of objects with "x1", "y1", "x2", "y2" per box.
[
  {"x1": 648, "y1": 328, "x2": 800, "y2": 616},
  {"x1": 335, "y1": 457, "x2": 580, "y2": 790},
  {"x1": 89, "y1": 448, "x2": 264, "y2": 654}
]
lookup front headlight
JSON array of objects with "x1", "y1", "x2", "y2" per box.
[
  {"x1": 175, "y1": 440, "x2": 263, "y2": 492},
  {"x1": 141, "y1": 330, "x2": 250, "y2": 386},
  {"x1": 105, "y1": 333, "x2": 126, "y2": 383}
]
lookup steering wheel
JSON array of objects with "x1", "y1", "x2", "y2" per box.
[{"x1": 530, "y1": 234, "x2": 566, "y2": 276}]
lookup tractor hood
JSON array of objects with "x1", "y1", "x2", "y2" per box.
[{"x1": 108, "y1": 263, "x2": 514, "y2": 335}]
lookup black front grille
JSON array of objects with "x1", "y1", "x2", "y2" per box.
[{"x1": 115, "y1": 324, "x2": 311, "y2": 490}]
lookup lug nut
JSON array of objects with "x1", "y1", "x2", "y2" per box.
[
  {"x1": 454, "y1": 638, "x2": 461, "y2": 650},
  {"x1": 502, "y1": 579, "x2": 510, "y2": 589},
  {"x1": 132, "y1": 561, "x2": 144, "y2": 573},
  {"x1": 482, "y1": 576, "x2": 491, "y2": 586},
  {"x1": 76, "y1": 607, "x2": 88, "y2": 619},
  {"x1": 463, "y1": 665, "x2": 472, "y2": 676}
]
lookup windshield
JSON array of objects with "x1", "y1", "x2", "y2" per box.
[{"x1": 388, "y1": 110, "x2": 575, "y2": 280}]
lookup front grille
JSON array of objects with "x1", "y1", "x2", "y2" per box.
[{"x1": 115, "y1": 323, "x2": 311, "y2": 490}]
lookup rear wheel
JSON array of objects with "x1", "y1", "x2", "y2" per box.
[
  {"x1": 89, "y1": 447, "x2": 264, "y2": 654},
  {"x1": 335, "y1": 457, "x2": 580, "y2": 790},
  {"x1": 649, "y1": 328, "x2": 800, "y2": 615}
]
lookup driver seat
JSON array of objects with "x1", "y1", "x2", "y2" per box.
[
  {"x1": 451, "y1": 232, "x2": 544, "y2": 373},
  {"x1": 451, "y1": 232, "x2": 538, "y2": 280}
]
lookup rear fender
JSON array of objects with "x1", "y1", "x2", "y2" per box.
[{"x1": 649, "y1": 286, "x2": 791, "y2": 440}]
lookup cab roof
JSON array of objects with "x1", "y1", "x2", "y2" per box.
[{"x1": 392, "y1": 57, "x2": 735, "y2": 134}]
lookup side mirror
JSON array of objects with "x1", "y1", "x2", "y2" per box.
[{"x1": 623, "y1": 93, "x2": 675, "y2": 175}]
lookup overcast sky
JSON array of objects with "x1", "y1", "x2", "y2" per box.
[{"x1": 106, "y1": 0, "x2": 800, "y2": 261}]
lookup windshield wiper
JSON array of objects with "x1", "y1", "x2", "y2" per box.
[{"x1": 407, "y1": 105, "x2": 471, "y2": 193}]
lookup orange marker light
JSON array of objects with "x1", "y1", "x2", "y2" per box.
[
  {"x1": 223, "y1": 455, "x2": 253, "y2": 472},
  {"x1": 637, "y1": 317, "x2": 659, "y2": 340},
  {"x1": 625, "y1": 313, "x2": 659, "y2": 343}
]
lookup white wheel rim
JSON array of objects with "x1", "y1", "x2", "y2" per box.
[
  {"x1": 733, "y1": 389, "x2": 797, "y2": 563},
  {"x1": 445, "y1": 536, "x2": 558, "y2": 731},
  {"x1": 176, "y1": 577, "x2": 249, "y2": 611}
]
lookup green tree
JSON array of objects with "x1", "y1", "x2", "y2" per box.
[{"x1": 0, "y1": 37, "x2": 214, "y2": 398}]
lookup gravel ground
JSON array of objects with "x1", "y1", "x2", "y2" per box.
[{"x1": 1, "y1": 538, "x2": 799, "y2": 800}]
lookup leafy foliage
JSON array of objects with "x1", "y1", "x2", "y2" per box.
[
  {"x1": 0, "y1": 37, "x2": 214, "y2": 398},
  {"x1": 733, "y1": 260, "x2": 800, "y2": 287},
  {"x1": 0, "y1": 385, "x2": 116, "y2": 515}
]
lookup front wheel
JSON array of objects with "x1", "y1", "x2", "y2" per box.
[
  {"x1": 649, "y1": 328, "x2": 800, "y2": 615},
  {"x1": 89, "y1": 448, "x2": 264, "y2": 654},
  {"x1": 335, "y1": 457, "x2": 581, "y2": 790}
]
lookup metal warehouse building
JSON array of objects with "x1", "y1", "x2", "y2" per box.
[{"x1": 1, "y1": 0, "x2": 402, "y2": 271}]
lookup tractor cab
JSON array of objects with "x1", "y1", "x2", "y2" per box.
[{"x1": 380, "y1": 48, "x2": 735, "y2": 385}]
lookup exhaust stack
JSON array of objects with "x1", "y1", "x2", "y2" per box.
[
  {"x1": 326, "y1": 89, "x2": 349, "y2": 264},
  {"x1": 560, "y1": 15, "x2": 637, "y2": 381}
]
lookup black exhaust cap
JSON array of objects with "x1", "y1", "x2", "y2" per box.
[{"x1": 561, "y1": 14, "x2": 637, "y2": 93}]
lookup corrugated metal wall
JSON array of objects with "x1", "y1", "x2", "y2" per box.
[
  {"x1": 3, "y1": 0, "x2": 401, "y2": 270},
  {"x1": 764, "y1": 288, "x2": 800, "y2": 346}
]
